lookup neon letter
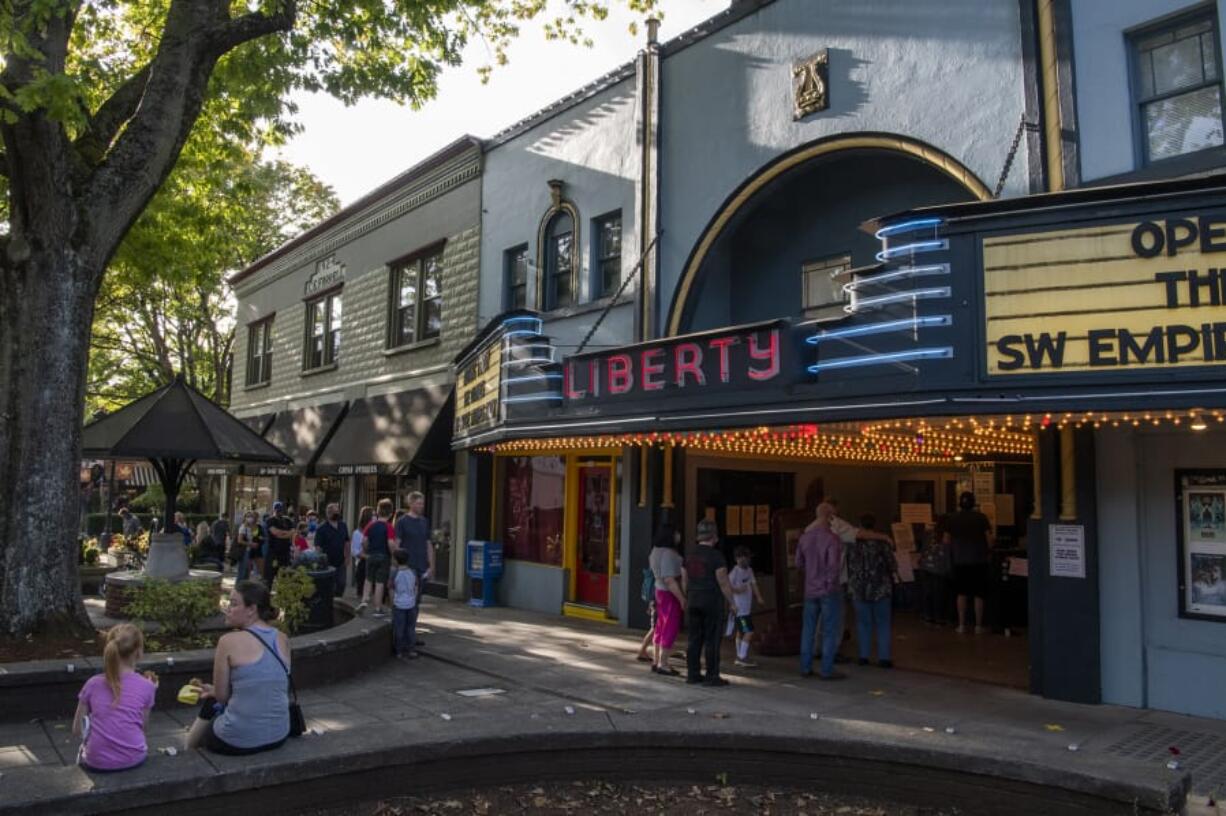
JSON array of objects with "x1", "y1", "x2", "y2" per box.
[
  {"x1": 708, "y1": 336, "x2": 736, "y2": 383},
  {"x1": 674, "y1": 343, "x2": 705, "y2": 387},
  {"x1": 748, "y1": 330, "x2": 780, "y2": 381},
  {"x1": 564, "y1": 360, "x2": 586, "y2": 399},
  {"x1": 607, "y1": 354, "x2": 633, "y2": 394},
  {"x1": 641, "y1": 348, "x2": 665, "y2": 390}
]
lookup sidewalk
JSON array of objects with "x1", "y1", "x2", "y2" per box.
[{"x1": 0, "y1": 598, "x2": 1221, "y2": 814}]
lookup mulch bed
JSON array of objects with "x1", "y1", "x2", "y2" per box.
[
  {"x1": 0, "y1": 630, "x2": 225, "y2": 663},
  {"x1": 311, "y1": 781, "x2": 955, "y2": 815}
]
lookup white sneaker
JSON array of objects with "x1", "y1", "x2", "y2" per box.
[
  {"x1": 955, "y1": 625, "x2": 966, "y2": 634},
  {"x1": 356, "y1": 601, "x2": 368, "y2": 616},
  {"x1": 734, "y1": 659, "x2": 759, "y2": 668}
]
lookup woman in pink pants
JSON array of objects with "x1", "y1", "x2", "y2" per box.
[{"x1": 649, "y1": 521, "x2": 687, "y2": 676}]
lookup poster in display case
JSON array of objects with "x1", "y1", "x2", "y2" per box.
[{"x1": 1176, "y1": 470, "x2": 1226, "y2": 622}]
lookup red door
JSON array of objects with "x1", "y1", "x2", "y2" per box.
[{"x1": 576, "y1": 465, "x2": 612, "y2": 606}]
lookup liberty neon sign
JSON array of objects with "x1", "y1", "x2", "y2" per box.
[{"x1": 564, "y1": 328, "x2": 782, "y2": 401}]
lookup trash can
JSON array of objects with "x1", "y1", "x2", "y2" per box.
[
  {"x1": 303, "y1": 566, "x2": 336, "y2": 631},
  {"x1": 466, "y1": 541, "x2": 504, "y2": 607}
]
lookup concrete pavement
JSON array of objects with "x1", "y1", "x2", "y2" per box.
[{"x1": 0, "y1": 598, "x2": 1220, "y2": 814}]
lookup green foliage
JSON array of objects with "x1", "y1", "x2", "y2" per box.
[
  {"x1": 126, "y1": 485, "x2": 201, "y2": 514},
  {"x1": 81, "y1": 538, "x2": 100, "y2": 565},
  {"x1": 126, "y1": 579, "x2": 220, "y2": 641},
  {"x1": 272, "y1": 567, "x2": 316, "y2": 636}
]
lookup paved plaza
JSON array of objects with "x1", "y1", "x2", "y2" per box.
[{"x1": 1, "y1": 599, "x2": 1223, "y2": 813}]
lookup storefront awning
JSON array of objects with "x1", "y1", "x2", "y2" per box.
[
  {"x1": 239, "y1": 413, "x2": 276, "y2": 436},
  {"x1": 314, "y1": 385, "x2": 450, "y2": 475},
  {"x1": 259, "y1": 403, "x2": 346, "y2": 474}
]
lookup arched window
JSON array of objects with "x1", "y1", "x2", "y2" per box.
[{"x1": 543, "y1": 211, "x2": 575, "y2": 310}]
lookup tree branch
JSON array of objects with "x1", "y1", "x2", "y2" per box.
[
  {"x1": 81, "y1": 1, "x2": 298, "y2": 270},
  {"x1": 73, "y1": 65, "x2": 152, "y2": 166}
]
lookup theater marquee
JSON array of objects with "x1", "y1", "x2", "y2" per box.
[{"x1": 984, "y1": 213, "x2": 1226, "y2": 376}]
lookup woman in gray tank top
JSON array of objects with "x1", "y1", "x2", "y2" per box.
[{"x1": 187, "y1": 581, "x2": 290, "y2": 755}]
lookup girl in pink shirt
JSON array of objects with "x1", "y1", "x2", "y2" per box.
[{"x1": 73, "y1": 624, "x2": 157, "y2": 772}]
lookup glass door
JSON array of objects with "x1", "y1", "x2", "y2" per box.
[{"x1": 575, "y1": 463, "x2": 614, "y2": 607}]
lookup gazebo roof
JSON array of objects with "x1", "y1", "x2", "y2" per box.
[{"x1": 81, "y1": 376, "x2": 290, "y2": 463}]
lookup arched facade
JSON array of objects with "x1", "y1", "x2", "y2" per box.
[{"x1": 666, "y1": 134, "x2": 992, "y2": 336}]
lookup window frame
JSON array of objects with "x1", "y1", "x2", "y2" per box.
[
  {"x1": 245, "y1": 314, "x2": 275, "y2": 388},
  {"x1": 592, "y1": 210, "x2": 623, "y2": 300},
  {"x1": 800, "y1": 252, "x2": 853, "y2": 315},
  {"x1": 302, "y1": 288, "x2": 342, "y2": 372},
  {"x1": 387, "y1": 242, "x2": 446, "y2": 350},
  {"x1": 1127, "y1": 4, "x2": 1226, "y2": 166},
  {"x1": 503, "y1": 244, "x2": 529, "y2": 311},
  {"x1": 535, "y1": 201, "x2": 581, "y2": 312}
]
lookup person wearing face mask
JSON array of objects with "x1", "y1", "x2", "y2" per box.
[{"x1": 313, "y1": 502, "x2": 349, "y2": 597}]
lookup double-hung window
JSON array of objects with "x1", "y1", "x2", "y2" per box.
[
  {"x1": 543, "y1": 213, "x2": 575, "y2": 311},
  {"x1": 593, "y1": 211, "x2": 622, "y2": 299},
  {"x1": 303, "y1": 291, "x2": 341, "y2": 370},
  {"x1": 390, "y1": 247, "x2": 443, "y2": 348},
  {"x1": 246, "y1": 316, "x2": 274, "y2": 386},
  {"x1": 1132, "y1": 10, "x2": 1225, "y2": 163},
  {"x1": 504, "y1": 245, "x2": 528, "y2": 310}
]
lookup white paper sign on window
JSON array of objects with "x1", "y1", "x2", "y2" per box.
[{"x1": 1049, "y1": 524, "x2": 1085, "y2": 579}]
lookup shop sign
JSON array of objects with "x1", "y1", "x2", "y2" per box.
[
  {"x1": 304, "y1": 255, "x2": 345, "y2": 297},
  {"x1": 985, "y1": 214, "x2": 1226, "y2": 376},
  {"x1": 254, "y1": 465, "x2": 296, "y2": 476},
  {"x1": 455, "y1": 335, "x2": 503, "y2": 436},
  {"x1": 333, "y1": 464, "x2": 379, "y2": 475},
  {"x1": 564, "y1": 324, "x2": 785, "y2": 403}
]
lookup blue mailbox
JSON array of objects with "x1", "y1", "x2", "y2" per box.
[{"x1": 466, "y1": 540, "x2": 504, "y2": 607}]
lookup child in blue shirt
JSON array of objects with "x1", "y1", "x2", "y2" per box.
[{"x1": 390, "y1": 549, "x2": 419, "y2": 659}]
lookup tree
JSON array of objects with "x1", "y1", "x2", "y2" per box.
[
  {"x1": 88, "y1": 146, "x2": 338, "y2": 413},
  {"x1": 0, "y1": 1, "x2": 662, "y2": 637}
]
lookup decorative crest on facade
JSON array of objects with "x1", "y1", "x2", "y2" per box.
[
  {"x1": 792, "y1": 49, "x2": 829, "y2": 120},
  {"x1": 304, "y1": 254, "x2": 346, "y2": 296}
]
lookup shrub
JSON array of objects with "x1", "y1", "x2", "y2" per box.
[
  {"x1": 272, "y1": 567, "x2": 315, "y2": 635},
  {"x1": 81, "y1": 538, "x2": 101, "y2": 565},
  {"x1": 127, "y1": 578, "x2": 219, "y2": 640}
]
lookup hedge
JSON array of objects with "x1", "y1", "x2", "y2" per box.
[{"x1": 83, "y1": 513, "x2": 217, "y2": 536}]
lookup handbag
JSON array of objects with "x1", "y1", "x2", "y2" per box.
[{"x1": 246, "y1": 629, "x2": 305, "y2": 737}]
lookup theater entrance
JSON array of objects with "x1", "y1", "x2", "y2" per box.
[{"x1": 682, "y1": 421, "x2": 1035, "y2": 689}]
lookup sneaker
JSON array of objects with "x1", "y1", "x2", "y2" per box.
[
  {"x1": 406, "y1": 651, "x2": 420, "y2": 659},
  {"x1": 356, "y1": 601, "x2": 368, "y2": 616},
  {"x1": 734, "y1": 659, "x2": 758, "y2": 668},
  {"x1": 703, "y1": 677, "x2": 730, "y2": 687},
  {"x1": 818, "y1": 671, "x2": 848, "y2": 681},
  {"x1": 372, "y1": 610, "x2": 389, "y2": 619},
  {"x1": 955, "y1": 625, "x2": 966, "y2": 634},
  {"x1": 974, "y1": 626, "x2": 987, "y2": 635},
  {"x1": 878, "y1": 659, "x2": 894, "y2": 669}
]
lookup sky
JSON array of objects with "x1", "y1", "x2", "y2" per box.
[{"x1": 277, "y1": 0, "x2": 725, "y2": 206}]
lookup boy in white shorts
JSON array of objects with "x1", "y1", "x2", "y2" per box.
[{"x1": 729, "y1": 546, "x2": 766, "y2": 668}]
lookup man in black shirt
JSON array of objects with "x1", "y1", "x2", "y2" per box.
[
  {"x1": 682, "y1": 519, "x2": 737, "y2": 687},
  {"x1": 263, "y1": 501, "x2": 295, "y2": 584},
  {"x1": 947, "y1": 491, "x2": 993, "y2": 634},
  {"x1": 314, "y1": 502, "x2": 349, "y2": 596}
]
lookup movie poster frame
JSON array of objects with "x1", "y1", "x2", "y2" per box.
[{"x1": 1175, "y1": 469, "x2": 1226, "y2": 623}]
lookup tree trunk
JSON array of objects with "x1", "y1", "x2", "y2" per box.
[{"x1": 0, "y1": 245, "x2": 98, "y2": 636}]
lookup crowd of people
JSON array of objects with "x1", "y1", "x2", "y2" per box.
[
  {"x1": 75, "y1": 493, "x2": 437, "y2": 772},
  {"x1": 639, "y1": 491, "x2": 995, "y2": 685}
]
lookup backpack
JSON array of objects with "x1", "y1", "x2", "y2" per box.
[{"x1": 640, "y1": 566, "x2": 655, "y2": 603}]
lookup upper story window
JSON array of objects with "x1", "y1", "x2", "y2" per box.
[
  {"x1": 1132, "y1": 10, "x2": 1225, "y2": 163},
  {"x1": 801, "y1": 253, "x2": 852, "y2": 314},
  {"x1": 593, "y1": 211, "x2": 622, "y2": 299},
  {"x1": 390, "y1": 247, "x2": 443, "y2": 348},
  {"x1": 543, "y1": 212, "x2": 575, "y2": 310},
  {"x1": 504, "y1": 245, "x2": 529, "y2": 311},
  {"x1": 303, "y1": 291, "x2": 341, "y2": 371},
  {"x1": 246, "y1": 316, "x2": 274, "y2": 387}
]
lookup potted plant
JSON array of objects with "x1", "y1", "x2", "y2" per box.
[{"x1": 291, "y1": 549, "x2": 335, "y2": 631}]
